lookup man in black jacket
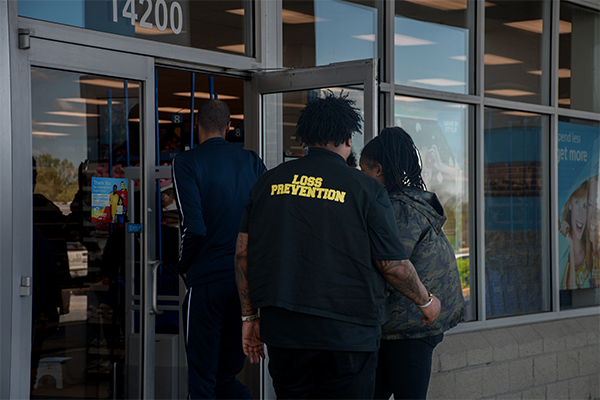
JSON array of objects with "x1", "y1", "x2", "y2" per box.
[{"x1": 235, "y1": 92, "x2": 441, "y2": 399}]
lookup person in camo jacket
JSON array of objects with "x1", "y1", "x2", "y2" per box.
[{"x1": 360, "y1": 127, "x2": 466, "y2": 400}]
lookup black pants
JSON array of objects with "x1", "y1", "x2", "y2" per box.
[
  {"x1": 373, "y1": 333, "x2": 444, "y2": 400},
  {"x1": 267, "y1": 346, "x2": 378, "y2": 399},
  {"x1": 182, "y1": 281, "x2": 251, "y2": 399}
]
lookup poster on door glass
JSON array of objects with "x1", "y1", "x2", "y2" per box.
[
  {"x1": 558, "y1": 122, "x2": 600, "y2": 290},
  {"x1": 91, "y1": 177, "x2": 129, "y2": 223}
]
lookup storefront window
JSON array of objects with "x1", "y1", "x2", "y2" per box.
[
  {"x1": 18, "y1": 0, "x2": 253, "y2": 56},
  {"x1": 558, "y1": 117, "x2": 600, "y2": 309},
  {"x1": 282, "y1": 0, "x2": 378, "y2": 68},
  {"x1": 394, "y1": 96, "x2": 473, "y2": 320},
  {"x1": 558, "y1": 2, "x2": 600, "y2": 113},
  {"x1": 485, "y1": 1, "x2": 548, "y2": 105},
  {"x1": 484, "y1": 108, "x2": 550, "y2": 319},
  {"x1": 394, "y1": 0, "x2": 473, "y2": 95}
]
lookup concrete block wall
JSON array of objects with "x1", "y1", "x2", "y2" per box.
[{"x1": 428, "y1": 315, "x2": 599, "y2": 399}]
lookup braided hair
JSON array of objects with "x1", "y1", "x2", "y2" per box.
[{"x1": 361, "y1": 127, "x2": 426, "y2": 192}]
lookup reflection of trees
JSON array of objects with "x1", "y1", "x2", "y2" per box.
[{"x1": 34, "y1": 154, "x2": 78, "y2": 203}]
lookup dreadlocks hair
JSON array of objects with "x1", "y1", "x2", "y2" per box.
[
  {"x1": 295, "y1": 90, "x2": 363, "y2": 147},
  {"x1": 361, "y1": 127, "x2": 427, "y2": 192},
  {"x1": 197, "y1": 99, "x2": 230, "y2": 134}
]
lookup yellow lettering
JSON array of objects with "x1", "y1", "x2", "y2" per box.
[
  {"x1": 292, "y1": 175, "x2": 300, "y2": 184},
  {"x1": 315, "y1": 177, "x2": 323, "y2": 188},
  {"x1": 271, "y1": 185, "x2": 278, "y2": 195},
  {"x1": 307, "y1": 177, "x2": 315, "y2": 186},
  {"x1": 316, "y1": 188, "x2": 325, "y2": 198},
  {"x1": 335, "y1": 191, "x2": 346, "y2": 203},
  {"x1": 299, "y1": 175, "x2": 308, "y2": 185},
  {"x1": 299, "y1": 186, "x2": 308, "y2": 196},
  {"x1": 284, "y1": 184, "x2": 291, "y2": 194},
  {"x1": 327, "y1": 189, "x2": 336, "y2": 200},
  {"x1": 291, "y1": 185, "x2": 300, "y2": 195},
  {"x1": 307, "y1": 187, "x2": 316, "y2": 198},
  {"x1": 277, "y1": 184, "x2": 284, "y2": 194}
]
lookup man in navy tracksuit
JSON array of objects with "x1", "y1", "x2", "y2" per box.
[{"x1": 173, "y1": 100, "x2": 266, "y2": 399}]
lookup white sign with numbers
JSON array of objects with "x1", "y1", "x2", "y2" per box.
[{"x1": 110, "y1": 0, "x2": 183, "y2": 34}]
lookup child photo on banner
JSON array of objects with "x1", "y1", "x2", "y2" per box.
[{"x1": 558, "y1": 122, "x2": 600, "y2": 290}]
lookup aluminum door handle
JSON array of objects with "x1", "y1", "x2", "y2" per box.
[{"x1": 150, "y1": 260, "x2": 164, "y2": 315}]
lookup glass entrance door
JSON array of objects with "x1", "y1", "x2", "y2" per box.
[
  {"x1": 26, "y1": 40, "x2": 166, "y2": 399},
  {"x1": 252, "y1": 59, "x2": 379, "y2": 170}
]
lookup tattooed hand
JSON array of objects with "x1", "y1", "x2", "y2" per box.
[
  {"x1": 374, "y1": 259, "x2": 441, "y2": 324},
  {"x1": 242, "y1": 319, "x2": 265, "y2": 364},
  {"x1": 419, "y1": 295, "x2": 441, "y2": 324}
]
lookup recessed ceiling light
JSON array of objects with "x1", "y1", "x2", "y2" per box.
[
  {"x1": 484, "y1": 54, "x2": 522, "y2": 65},
  {"x1": 173, "y1": 92, "x2": 240, "y2": 100},
  {"x1": 403, "y1": 0, "x2": 467, "y2": 11},
  {"x1": 450, "y1": 55, "x2": 467, "y2": 61},
  {"x1": 129, "y1": 118, "x2": 172, "y2": 124},
  {"x1": 32, "y1": 131, "x2": 71, "y2": 136},
  {"x1": 230, "y1": 114, "x2": 244, "y2": 120},
  {"x1": 504, "y1": 19, "x2": 572, "y2": 34},
  {"x1": 60, "y1": 98, "x2": 121, "y2": 105},
  {"x1": 158, "y1": 107, "x2": 196, "y2": 114},
  {"x1": 282, "y1": 9, "x2": 327, "y2": 24},
  {"x1": 46, "y1": 111, "x2": 100, "y2": 117},
  {"x1": 226, "y1": 9, "x2": 245, "y2": 16},
  {"x1": 558, "y1": 98, "x2": 571, "y2": 105},
  {"x1": 217, "y1": 44, "x2": 245, "y2": 54},
  {"x1": 35, "y1": 122, "x2": 82, "y2": 127},
  {"x1": 135, "y1": 22, "x2": 181, "y2": 35},
  {"x1": 228, "y1": 8, "x2": 328, "y2": 24},
  {"x1": 409, "y1": 78, "x2": 466, "y2": 86},
  {"x1": 485, "y1": 89, "x2": 536, "y2": 96},
  {"x1": 354, "y1": 33, "x2": 435, "y2": 46},
  {"x1": 502, "y1": 111, "x2": 539, "y2": 117},
  {"x1": 527, "y1": 69, "x2": 571, "y2": 78},
  {"x1": 78, "y1": 79, "x2": 140, "y2": 89}
]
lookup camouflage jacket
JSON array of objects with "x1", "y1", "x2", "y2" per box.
[{"x1": 381, "y1": 188, "x2": 466, "y2": 339}]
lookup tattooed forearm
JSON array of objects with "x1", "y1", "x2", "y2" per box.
[
  {"x1": 235, "y1": 233, "x2": 257, "y2": 316},
  {"x1": 374, "y1": 259, "x2": 429, "y2": 305}
]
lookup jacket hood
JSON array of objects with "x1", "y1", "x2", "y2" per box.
[{"x1": 388, "y1": 187, "x2": 446, "y2": 232}]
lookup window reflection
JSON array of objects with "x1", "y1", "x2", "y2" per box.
[
  {"x1": 559, "y1": 3, "x2": 600, "y2": 113},
  {"x1": 394, "y1": 96, "x2": 472, "y2": 320},
  {"x1": 394, "y1": 0, "x2": 472, "y2": 94},
  {"x1": 558, "y1": 117, "x2": 600, "y2": 309},
  {"x1": 485, "y1": 1, "x2": 548, "y2": 105},
  {"x1": 282, "y1": 0, "x2": 378, "y2": 68},
  {"x1": 484, "y1": 108, "x2": 550, "y2": 318},
  {"x1": 31, "y1": 67, "x2": 141, "y2": 397},
  {"x1": 18, "y1": 0, "x2": 252, "y2": 56}
]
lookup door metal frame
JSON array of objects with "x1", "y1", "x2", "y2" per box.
[
  {"x1": 248, "y1": 59, "x2": 379, "y2": 168},
  {"x1": 19, "y1": 37, "x2": 158, "y2": 399}
]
